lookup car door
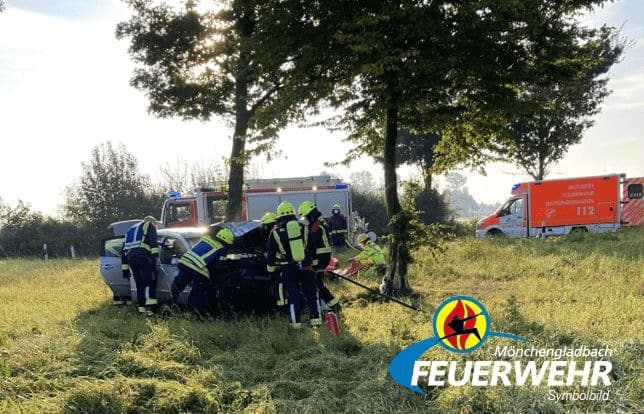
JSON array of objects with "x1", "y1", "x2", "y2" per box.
[
  {"x1": 157, "y1": 234, "x2": 191, "y2": 305},
  {"x1": 99, "y1": 236, "x2": 131, "y2": 301}
]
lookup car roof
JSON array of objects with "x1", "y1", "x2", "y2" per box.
[{"x1": 158, "y1": 227, "x2": 207, "y2": 239}]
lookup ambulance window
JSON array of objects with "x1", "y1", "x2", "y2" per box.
[
  {"x1": 510, "y1": 198, "x2": 523, "y2": 215},
  {"x1": 627, "y1": 184, "x2": 642, "y2": 199},
  {"x1": 497, "y1": 199, "x2": 512, "y2": 217}
]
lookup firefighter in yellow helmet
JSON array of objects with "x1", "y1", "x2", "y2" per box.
[
  {"x1": 298, "y1": 201, "x2": 339, "y2": 311},
  {"x1": 260, "y1": 212, "x2": 277, "y2": 242},
  {"x1": 352, "y1": 233, "x2": 385, "y2": 272},
  {"x1": 266, "y1": 202, "x2": 321, "y2": 328},
  {"x1": 170, "y1": 225, "x2": 234, "y2": 316}
]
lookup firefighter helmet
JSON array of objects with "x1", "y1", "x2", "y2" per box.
[
  {"x1": 276, "y1": 202, "x2": 295, "y2": 218},
  {"x1": 357, "y1": 233, "x2": 369, "y2": 245},
  {"x1": 332, "y1": 204, "x2": 341, "y2": 210},
  {"x1": 298, "y1": 201, "x2": 316, "y2": 217},
  {"x1": 215, "y1": 228, "x2": 234, "y2": 246},
  {"x1": 261, "y1": 212, "x2": 277, "y2": 225}
]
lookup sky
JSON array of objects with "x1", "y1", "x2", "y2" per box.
[{"x1": 0, "y1": 0, "x2": 642, "y2": 216}]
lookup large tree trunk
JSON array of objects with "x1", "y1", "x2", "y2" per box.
[
  {"x1": 226, "y1": 63, "x2": 250, "y2": 221},
  {"x1": 536, "y1": 151, "x2": 546, "y2": 181},
  {"x1": 382, "y1": 77, "x2": 410, "y2": 295},
  {"x1": 422, "y1": 165, "x2": 432, "y2": 191}
]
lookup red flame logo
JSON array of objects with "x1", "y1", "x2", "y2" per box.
[{"x1": 442, "y1": 300, "x2": 478, "y2": 349}]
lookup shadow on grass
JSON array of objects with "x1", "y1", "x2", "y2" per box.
[
  {"x1": 65, "y1": 292, "x2": 641, "y2": 413},
  {"x1": 67, "y1": 299, "x2": 432, "y2": 413}
]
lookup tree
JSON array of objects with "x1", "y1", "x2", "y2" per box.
[
  {"x1": 351, "y1": 188, "x2": 388, "y2": 236},
  {"x1": 64, "y1": 142, "x2": 162, "y2": 232},
  {"x1": 296, "y1": 0, "x2": 623, "y2": 294},
  {"x1": 397, "y1": 130, "x2": 440, "y2": 190},
  {"x1": 159, "y1": 158, "x2": 228, "y2": 194},
  {"x1": 445, "y1": 172, "x2": 467, "y2": 193},
  {"x1": 349, "y1": 170, "x2": 377, "y2": 193},
  {"x1": 117, "y1": 1, "x2": 317, "y2": 220},
  {"x1": 491, "y1": 25, "x2": 623, "y2": 180}
]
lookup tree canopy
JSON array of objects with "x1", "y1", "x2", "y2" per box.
[
  {"x1": 290, "y1": 0, "x2": 623, "y2": 293},
  {"x1": 494, "y1": 26, "x2": 623, "y2": 180},
  {"x1": 64, "y1": 142, "x2": 161, "y2": 232},
  {"x1": 116, "y1": 0, "x2": 323, "y2": 219}
]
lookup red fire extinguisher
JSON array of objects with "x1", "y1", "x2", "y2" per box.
[{"x1": 324, "y1": 311, "x2": 341, "y2": 336}]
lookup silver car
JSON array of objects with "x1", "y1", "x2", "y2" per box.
[
  {"x1": 99, "y1": 220, "x2": 273, "y2": 311},
  {"x1": 99, "y1": 221, "x2": 206, "y2": 305}
]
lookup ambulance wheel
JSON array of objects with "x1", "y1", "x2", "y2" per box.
[{"x1": 486, "y1": 229, "x2": 503, "y2": 237}]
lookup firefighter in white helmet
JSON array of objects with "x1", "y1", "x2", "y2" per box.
[{"x1": 328, "y1": 203, "x2": 348, "y2": 249}]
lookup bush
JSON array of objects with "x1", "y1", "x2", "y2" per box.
[{"x1": 351, "y1": 189, "x2": 389, "y2": 236}]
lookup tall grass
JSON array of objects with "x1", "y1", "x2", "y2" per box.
[{"x1": 0, "y1": 228, "x2": 641, "y2": 413}]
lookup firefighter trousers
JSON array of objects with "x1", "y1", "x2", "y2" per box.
[
  {"x1": 171, "y1": 264, "x2": 213, "y2": 316},
  {"x1": 281, "y1": 264, "x2": 320, "y2": 328},
  {"x1": 315, "y1": 271, "x2": 337, "y2": 307},
  {"x1": 127, "y1": 254, "x2": 157, "y2": 309}
]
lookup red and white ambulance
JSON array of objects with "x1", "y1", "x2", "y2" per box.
[
  {"x1": 476, "y1": 174, "x2": 643, "y2": 238},
  {"x1": 160, "y1": 175, "x2": 352, "y2": 228}
]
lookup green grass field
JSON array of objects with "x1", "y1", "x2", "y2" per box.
[{"x1": 0, "y1": 229, "x2": 642, "y2": 413}]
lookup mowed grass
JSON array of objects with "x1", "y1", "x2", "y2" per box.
[{"x1": 0, "y1": 228, "x2": 642, "y2": 413}]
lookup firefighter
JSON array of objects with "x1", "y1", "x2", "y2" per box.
[
  {"x1": 328, "y1": 204, "x2": 348, "y2": 249},
  {"x1": 352, "y1": 233, "x2": 386, "y2": 274},
  {"x1": 260, "y1": 212, "x2": 277, "y2": 242},
  {"x1": 298, "y1": 201, "x2": 339, "y2": 311},
  {"x1": 260, "y1": 212, "x2": 287, "y2": 308},
  {"x1": 266, "y1": 202, "x2": 321, "y2": 329},
  {"x1": 122, "y1": 216, "x2": 159, "y2": 314},
  {"x1": 169, "y1": 226, "x2": 234, "y2": 316}
]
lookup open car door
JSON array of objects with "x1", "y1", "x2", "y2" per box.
[{"x1": 99, "y1": 236, "x2": 131, "y2": 303}]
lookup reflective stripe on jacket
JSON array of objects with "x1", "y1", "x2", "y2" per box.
[
  {"x1": 266, "y1": 215, "x2": 312, "y2": 272},
  {"x1": 307, "y1": 219, "x2": 332, "y2": 269},
  {"x1": 179, "y1": 235, "x2": 227, "y2": 278},
  {"x1": 123, "y1": 221, "x2": 158, "y2": 256}
]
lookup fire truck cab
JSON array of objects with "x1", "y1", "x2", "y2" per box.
[{"x1": 476, "y1": 174, "x2": 643, "y2": 238}]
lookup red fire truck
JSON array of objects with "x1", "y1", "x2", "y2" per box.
[
  {"x1": 160, "y1": 175, "x2": 354, "y2": 228},
  {"x1": 476, "y1": 174, "x2": 643, "y2": 238}
]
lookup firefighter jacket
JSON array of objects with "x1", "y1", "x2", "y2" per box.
[
  {"x1": 328, "y1": 212, "x2": 348, "y2": 244},
  {"x1": 179, "y1": 235, "x2": 227, "y2": 278},
  {"x1": 354, "y1": 240, "x2": 385, "y2": 266},
  {"x1": 122, "y1": 221, "x2": 158, "y2": 267},
  {"x1": 306, "y1": 210, "x2": 332, "y2": 270},
  {"x1": 266, "y1": 215, "x2": 313, "y2": 272}
]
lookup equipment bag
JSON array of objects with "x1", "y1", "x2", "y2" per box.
[{"x1": 286, "y1": 219, "x2": 306, "y2": 262}]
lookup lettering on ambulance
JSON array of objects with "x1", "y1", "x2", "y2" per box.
[{"x1": 498, "y1": 198, "x2": 525, "y2": 238}]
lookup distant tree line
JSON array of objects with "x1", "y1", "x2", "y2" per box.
[{"x1": 0, "y1": 143, "x2": 163, "y2": 257}]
